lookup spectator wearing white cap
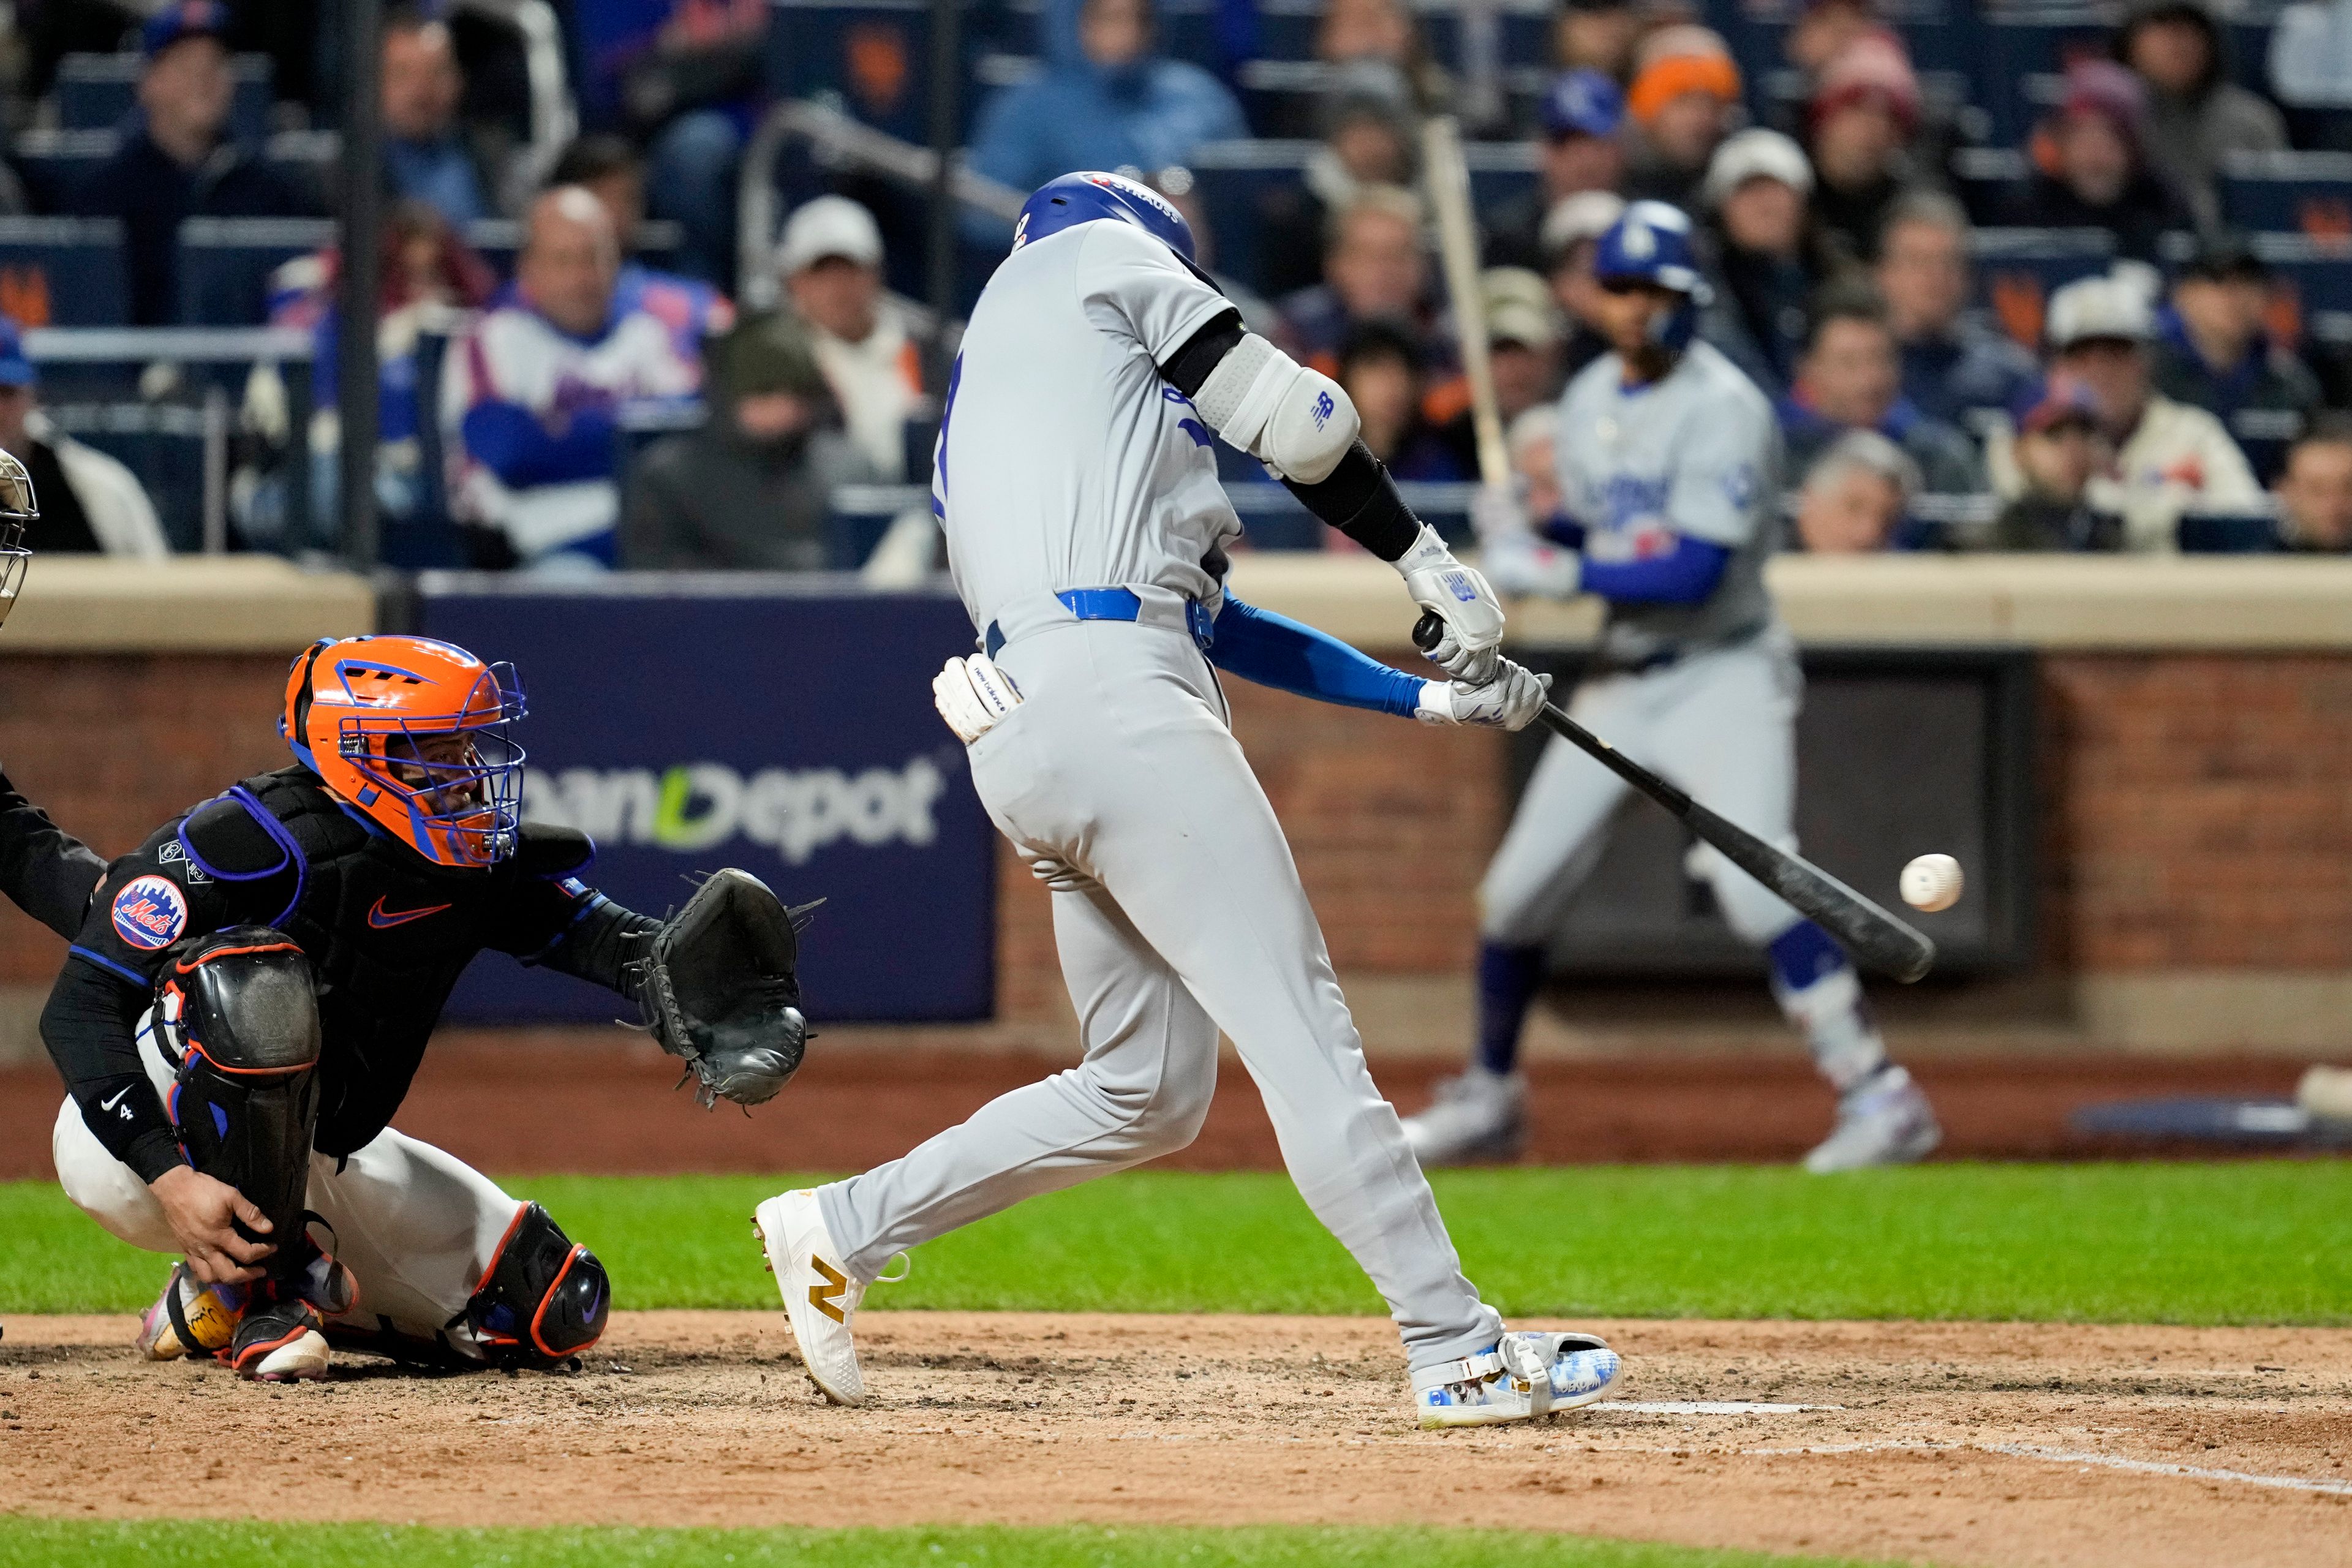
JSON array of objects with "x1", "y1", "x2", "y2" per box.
[
  {"x1": 1695, "y1": 128, "x2": 1843, "y2": 397},
  {"x1": 775, "y1": 196, "x2": 925, "y2": 485},
  {"x1": 1439, "y1": 268, "x2": 1563, "y2": 473},
  {"x1": 1539, "y1": 190, "x2": 1624, "y2": 379},
  {"x1": 1989, "y1": 274, "x2": 2261, "y2": 549}
]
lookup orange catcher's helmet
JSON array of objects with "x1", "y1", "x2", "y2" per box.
[{"x1": 280, "y1": 635, "x2": 527, "y2": 867}]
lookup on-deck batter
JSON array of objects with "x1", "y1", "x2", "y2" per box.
[
  {"x1": 1400, "y1": 202, "x2": 1942, "y2": 1174},
  {"x1": 753, "y1": 172, "x2": 1624, "y2": 1430}
]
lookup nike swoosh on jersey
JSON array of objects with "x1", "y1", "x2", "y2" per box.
[
  {"x1": 100, "y1": 1085, "x2": 132, "y2": 1111},
  {"x1": 368, "y1": 897, "x2": 453, "y2": 930}
]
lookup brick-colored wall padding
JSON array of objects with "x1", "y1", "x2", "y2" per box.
[
  {"x1": 2038, "y1": 654, "x2": 2352, "y2": 973},
  {"x1": 8, "y1": 649, "x2": 2348, "y2": 1010},
  {"x1": 0, "y1": 654, "x2": 294, "y2": 981}
]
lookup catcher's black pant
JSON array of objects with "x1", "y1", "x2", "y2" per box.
[{"x1": 53, "y1": 1009, "x2": 528, "y2": 1362}]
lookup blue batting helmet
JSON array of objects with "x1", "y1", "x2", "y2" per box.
[
  {"x1": 1592, "y1": 200, "x2": 1713, "y2": 352},
  {"x1": 1012, "y1": 171, "x2": 1196, "y2": 263}
]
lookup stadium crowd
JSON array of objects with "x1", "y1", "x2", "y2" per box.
[{"x1": 0, "y1": 0, "x2": 2350, "y2": 566}]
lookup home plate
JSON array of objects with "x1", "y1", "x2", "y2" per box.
[{"x1": 1601, "y1": 1401, "x2": 1834, "y2": 1415}]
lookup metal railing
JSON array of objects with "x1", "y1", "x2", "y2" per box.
[
  {"x1": 451, "y1": 0, "x2": 578, "y2": 187},
  {"x1": 25, "y1": 327, "x2": 315, "y2": 555},
  {"x1": 736, "y1": 97, "x2": 1025, "y2": 310}
]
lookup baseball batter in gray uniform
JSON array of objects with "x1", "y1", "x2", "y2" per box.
[
  {"x1": 753, "y1": 172, "x2": 1623, "y2": 1429},
  {"x1": 1401, "y1": 202, "x2": 1942, "y2": 1174}
]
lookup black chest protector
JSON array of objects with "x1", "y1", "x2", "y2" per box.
[{"x1": 178, "y1": 766, "x2": 581, "y2": 1155}]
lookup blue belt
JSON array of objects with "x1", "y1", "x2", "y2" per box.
[{"x1": 985, "y1": 589, "x2": 1216, "y2": 659}]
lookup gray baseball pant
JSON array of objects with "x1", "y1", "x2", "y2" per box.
[{"x1": 820, "y1": 593, "x2": 1503, "y2": 1372}]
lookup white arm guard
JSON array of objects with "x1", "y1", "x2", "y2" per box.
[{"x1": 1193, "y1": 333, "x2": 1359, "y2": 484}]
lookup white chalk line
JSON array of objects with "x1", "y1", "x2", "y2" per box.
[
  {"x1": 1602, "y1": 1401, "x2": 1836, "y2": 1415},
  {"x1": 1745, "y1": 1439, "x2": 2352, "y2": 1496}
]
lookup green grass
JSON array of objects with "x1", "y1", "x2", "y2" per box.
[
  {"x1": 0, "y1": 1520, "x2": 1890, "y2": 1568},
  {"x1": 6, "y1": 1163, "x2": 2346, "y2": 1324}
]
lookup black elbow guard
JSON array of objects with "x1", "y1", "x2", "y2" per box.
[{"x1": 1282, "y1": 442, "x2": 1422, "y2": 561}]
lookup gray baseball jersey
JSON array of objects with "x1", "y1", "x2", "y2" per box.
[
  {"x1": 823, "y1": 217, "x2": 1508, "y2": 1375},
  {"x1": 934, "y1": 221, "x2": 1240, "y2": 630},
  {"x1": 1555, "y1": 339, "x2": 1781, "y2": 666}
]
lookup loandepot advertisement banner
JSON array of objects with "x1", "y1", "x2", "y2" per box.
[{"x1": 417, "y1": 581, "x2": 993, "y2": 1023}]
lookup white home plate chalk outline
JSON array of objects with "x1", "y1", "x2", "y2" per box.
[
  {"x1": 1744, "y1": 1439, "x2": 2352, "y2": 1496},
  {"x1": 1603, "y1": 1401, "x2": 1835, "y2": 1415}
]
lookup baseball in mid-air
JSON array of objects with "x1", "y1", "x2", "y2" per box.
[{"x1": 1899, "y1": 854, "x2": 1965, "y2": 912}]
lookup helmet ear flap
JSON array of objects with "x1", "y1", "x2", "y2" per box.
[{"x1": 281, "y1": 638, "x2": 333, "y2": 748}]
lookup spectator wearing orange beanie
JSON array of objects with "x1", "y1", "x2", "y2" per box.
[{"x1": 1623, "y1": 25, "x2": 1744, "y2": 210}]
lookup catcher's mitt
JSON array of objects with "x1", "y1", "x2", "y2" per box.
[{"x1": 630, "y1": 868, "x2": 816, "y2": 1110}]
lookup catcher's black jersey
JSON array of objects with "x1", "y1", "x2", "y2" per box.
[
  {"x1": 0, "y1": 763, "x2": 103, "y2": 939},
  {"x1": 43, "y1": 764, "x2": 652, "y2": 1181}
]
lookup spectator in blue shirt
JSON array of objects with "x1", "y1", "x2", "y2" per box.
[
  {"x1": 2152, "y1": 234, "x2": 2320, "y2": 480},
  {"x1": 967, "y1": 0, "x2": 1246, "y2": 212},
  {"x1": 70, "y1": 0, "x2": 318, "y2": 325},
  {"x1": 1780, "y1": 287, "x2": 1983, "y2": 496},
  {"x1": 381, "y1": 6, "x2": 511, "y2": 227},
  {"x1": 1873, "y1": 192, "x2": 2038, "y2": 431}
]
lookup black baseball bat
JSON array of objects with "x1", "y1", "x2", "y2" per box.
[{"x1": 1415, "y1": 614, "x2": 1936, "y2": 982}]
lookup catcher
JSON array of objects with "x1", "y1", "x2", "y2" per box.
[{"x1": 42, "y1": 633, "x2": 807, "y2": 1381}]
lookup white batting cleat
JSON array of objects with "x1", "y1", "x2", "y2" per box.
[
  {"x1": 754, "y1": 1188, "x2": 880, "y2": 1406},
  {"x1": 1804, "y1": 1065, "x2": 1942, "y2": 1174},
  {"x1": 1411, "y1": 1331, "x2": 1624, "y2": 1429},
  {"x1": 1400, "y1": 1066, "x2": 1526, "y2": 1167}
]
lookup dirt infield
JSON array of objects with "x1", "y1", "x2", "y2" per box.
[
  {"x1": 2, "y1": 1312, "x2": 2345, "y2": 1567},
  {"x1": 0, "y1": 1038, "x2": 2324, "y2": 1180}
]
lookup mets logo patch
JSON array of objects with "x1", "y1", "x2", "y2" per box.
[{"x1": 111, "y1": 873, "x2": 189, "y2": 950}]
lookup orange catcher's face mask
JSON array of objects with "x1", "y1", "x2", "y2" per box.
[{"x1": 281, "y1": 635, "x2": 527, "y2": 867}]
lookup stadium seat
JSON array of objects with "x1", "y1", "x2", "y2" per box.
[
  {"x1": 179, "y1": 217, "x2": 337, "y2": 326},
  {"x1": 767, "y1": 0, "x2": 983, "y2": 146},
  {"x1": 2239, "y1": 232, "x2": 2352, "y2": 349},
  {"x1": 15, "y1": 127, "x2": 333, "y2": 214},
  {"x1": 1969, "y1": 226, "x2": 2117, "y2": 349},
  {"x1": 0, "y1": 217, "x2": 129, "y2": 327},
  {"x1": 53, "y1": 51, "x2": 274, "y2": 143},
  {"x1": 1188, "y1": 137, "x2": 1536, "y2": 298},
  {"x1": 42, "y1": 399, "x2": 211, "y2": 549},
  {"x1": 2217, "y1": 150, "x2": 2352, "y2": 237},
  {"x1": 1978, "y1": 13, "x2": 2113, "y2": 148},
  {"x1": 2177, "y1": 510, "x2": 2284, "y2": 552}
]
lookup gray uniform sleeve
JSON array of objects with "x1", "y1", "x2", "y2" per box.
[
  {"x1": 1076, "y1": 222, "x2": 1235, "y2": 363},
  {"x1": 1667, "y1": 391, "x2": 1777, "y2": 549}
]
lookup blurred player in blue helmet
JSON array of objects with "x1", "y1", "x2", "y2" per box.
[{"x1": 1403, "y1": 200, "x2": 1944, "y2": 1176}]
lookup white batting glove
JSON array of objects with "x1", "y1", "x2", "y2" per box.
[
  {"x1": 1480, "y1": 529, "x2": 1583, "y2": 600},
  {"x1": 1469, "y1": 481, "x2": 1530, "y2": 543},
  {"x1": 1395, "y1": 522, "x2": 1505, "y2": 684},
  {"x1": 1414, "y1": 659, "x2": 1553, "y2": 731},
  {"x1": 933, "y1": 654, "x2": 1022, "y2": 744}
]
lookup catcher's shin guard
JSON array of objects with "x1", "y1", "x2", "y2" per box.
[
  {"x1": 466, "y1": 1202, "x2": 609, "y2": 1368},
  {"x1": 156, "y1": 929, "x2": 323, "y2": 1260}
]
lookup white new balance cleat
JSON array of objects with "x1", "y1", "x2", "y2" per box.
[
  {"x1": 1400, "y1": 1066, "x2": 1526, "y2": 1167},
  {"x1": 1411, "y1": 1331, "x2": 1624, "y2": 1429},
  {"x1": 1804, "y1": 1064, "x2": 1942, "y2": 1174},
  {"x1": 754, "y1": 1188, "x2": 883, "y2": 1406}
]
